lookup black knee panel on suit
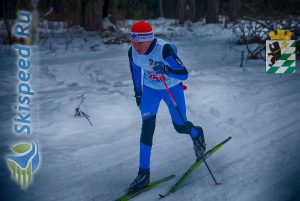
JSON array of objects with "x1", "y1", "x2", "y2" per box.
[
  {"x1": 172, "y1": 121, "x2": 194, "y2": 134},
  {"x1": 140, "y1": 115, "x2": 156, "y2": 146}
]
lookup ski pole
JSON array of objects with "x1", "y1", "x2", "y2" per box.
[{"x1": 159, "y1": 74, "x2": 220, "y2": 185}]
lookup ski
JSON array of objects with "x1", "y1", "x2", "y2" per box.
[
  {"x1": 114, "y1": 174, "x2": 175, "y2": 201},
  {"x1": 159, "y1": 136, "x2": 232, "y2": 198}
]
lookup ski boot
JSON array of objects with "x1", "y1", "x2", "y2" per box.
[
  {"x1": 191, "y1": 126, "x2": 206, "y2": 161},
  {"x1": 128, "y1": 168, "x2": 150, "y2": 194}
]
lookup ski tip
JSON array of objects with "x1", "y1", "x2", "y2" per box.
[
  {"x1": 159, "y1": 194, "x2": 166, "y2": 198},
  {"x1": 168, "y1": 174, "x2": 176, "y2": 179},
  {"x1": 225, "y1": 136, "x2": 232, "y2": 142}
]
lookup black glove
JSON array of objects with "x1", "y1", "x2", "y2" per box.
[
  {"x1": 135, "y1": 91, "x2": 142, "y2": 110},
  {"x1": 153, "y1": 61, "x2": 169, "y2": 74}
]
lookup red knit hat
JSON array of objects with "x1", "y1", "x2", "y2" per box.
[{"x1": 130, "y1": 21, "x2": 154, "y2": 42}]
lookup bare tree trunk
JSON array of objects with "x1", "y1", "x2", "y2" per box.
[
  {"x1": 16, "y1": 0, "x2": 32, "y2": 10},
  {"x1": 206, "y1": 0, "x2": 219, "y2": 23},
  {"x1": 3, "y1": 13, "x2": 12, "y2": 44},
  {"x1": 2, "y1": 0, "x2": 15, "y2": 45},
  {"x1": 106, "y1": 0, "x2": 118, "y2": 25},
  {"x1": 83, "y1": 0, "x2": 103, "y2": 31},
  {"x1": 178, "y1": 0, "x2": 188, "y2": 24},
  {"x1": 159, "y1": 0, "x2": 164, "y2": 18},
  {"x1": 31, "y1": 0, "x2": 39, "y2": 44},
  {"x1": 229, "y1": 0, "x2": 240, "y2": 21},
  {"x1": 195, "y1": 0, "x2": 206, "y2": 20},
  {"x1": 188, "y1": 0, "x2": 196, "y2": 22},
  {"x1": 70, "y1": 0, "x2": 81, "y2": 26}
]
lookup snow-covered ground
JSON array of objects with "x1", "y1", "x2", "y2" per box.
[{"x1": 1, "y1": 20, "x2": 300, "y2": 201}]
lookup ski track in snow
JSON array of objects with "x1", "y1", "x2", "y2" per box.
[{"x1": 1, "y1": 23, "x2": 300, "y2": 201}]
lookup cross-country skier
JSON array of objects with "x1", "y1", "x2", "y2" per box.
[{"x1": 127, "y1": 21, "x2": 206, "y2": 194}]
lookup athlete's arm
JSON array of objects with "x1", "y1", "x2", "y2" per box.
[
  {"x1": 162, "y1": 44, "x2": 188, "y2": 80},
  {"x1": 128, "y1": 47, "x2": 142, "y2": 95}
]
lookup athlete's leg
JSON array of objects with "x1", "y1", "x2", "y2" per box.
[
  {"x1": 160, "y1": 84, "x2": 190, "y2": 132},
  {"x1": 161, "y1": 84, "x2": 202, "y2": 135},
  {"x1": 161, "y1": 84, "x2": 206, "y2": 158},
  {"x1": 139, "y1": 85, "x2": 161, "y2": 170}
]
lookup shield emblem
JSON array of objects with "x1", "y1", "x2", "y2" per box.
[{"x1": 266, "y1": 30, "x2": 296, "y2": 74}]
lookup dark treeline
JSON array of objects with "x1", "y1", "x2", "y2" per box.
[{"x1": 1, "y1": 0, "x2": 300, "y2": 31}]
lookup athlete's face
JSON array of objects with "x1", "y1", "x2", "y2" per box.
[{"x1": 131, "y1": 40, "x2": 152, "y2": 55}]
